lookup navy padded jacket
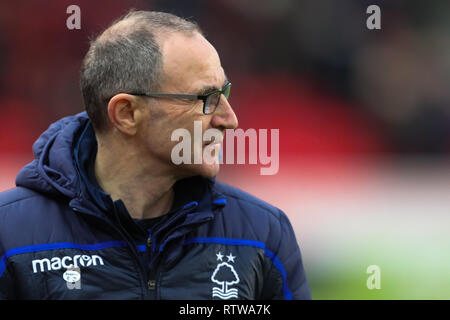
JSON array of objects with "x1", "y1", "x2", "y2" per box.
[{"x1": 0, "y1": 112, "x2": 311, "y2": 300}]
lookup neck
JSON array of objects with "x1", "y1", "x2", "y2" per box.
[{"x1": 94, "y1": 134, "x2": 176, "y2": 220}]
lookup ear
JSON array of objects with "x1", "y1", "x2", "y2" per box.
[{"x1": 107, "y1": 94, "x2": 144, "y2": 136}]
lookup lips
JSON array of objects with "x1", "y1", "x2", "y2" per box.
[
  {"x1": 204, "y1": 141, "x2": 222, "y2": 147},
  {"x1": 203, "y1": 136, "x2": 223, "y2": 147}
]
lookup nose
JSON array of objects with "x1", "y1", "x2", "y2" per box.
[{"x1": 210, "y1": 95, "x2": 238, "y2": 130}]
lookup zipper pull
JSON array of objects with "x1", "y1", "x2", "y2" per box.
[{"x1": 147, "y1": 279, "x2": 156, "y2": 290}]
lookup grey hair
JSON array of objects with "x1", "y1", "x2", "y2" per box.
[{"x1": 80, "y1": 10, "x2": 203, "y2": 133}]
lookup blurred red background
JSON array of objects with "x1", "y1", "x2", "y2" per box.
[{"x1": 1, "y1": 0, "x2": 450, "y2": 299}]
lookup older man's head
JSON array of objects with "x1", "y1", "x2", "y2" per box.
[{"x1": 80, "y1": 10, "x2": 238, "y2": 179}]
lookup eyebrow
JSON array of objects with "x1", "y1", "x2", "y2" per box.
[{"x1": 197, "y1": 76, "x2": 229, "y2": 96}]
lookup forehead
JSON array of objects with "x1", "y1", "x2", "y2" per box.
[{"x1": 160, "y1": 32, "x2": 224, "y2": 91}]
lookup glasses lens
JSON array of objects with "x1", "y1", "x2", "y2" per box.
[
  {"x1": 203, "y1": 83, "x2": 232, "y2": 114},
  {"x1": 204, "y1": 92, "x2": 221, "y2": 114},
  {"x1": 224, "y1": 83, "x2": 231, "y2": 99}
]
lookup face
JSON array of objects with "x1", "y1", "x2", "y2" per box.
[{"x1": 137, "y1": 31, "x2": 238, "y2": 179}]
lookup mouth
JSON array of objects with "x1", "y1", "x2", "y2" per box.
[
  {"x1": 204, "y1": 141, "x2": 222, "y2": 147},
  {"x1": 203, "y1": 136, "x2": 223, "y2": 147}
]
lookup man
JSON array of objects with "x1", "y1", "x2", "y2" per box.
[{"x1": 0, "y1": 10, "x2": 310, "y2": 299}]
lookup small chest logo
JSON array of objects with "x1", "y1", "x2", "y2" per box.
[
  {"x1": 63, "y1": 267, "x2": 81, "y2": 290},
  {"x1": 211, "y1": 252, "x2": 239, "y2": 299},
  {"x1": 31, "y1": 254, "x2": 104, "y2": 290}
]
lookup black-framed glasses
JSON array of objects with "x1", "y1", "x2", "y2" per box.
[{"x1": 126, "y1": 81, "x2": 232, "y2": 115}]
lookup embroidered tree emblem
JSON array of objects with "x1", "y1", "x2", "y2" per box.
[{"x1": 211, "y1": 262, "x2": 239, "y2": 299}]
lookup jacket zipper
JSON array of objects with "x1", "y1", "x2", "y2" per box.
[
  {"x1": 143, "y1": 207, "x2": 195, "y2": 298},
  {"x1": 70, "y1": 205, "x2": 150, "y2": 299},
  {"x1": 149, "y1": 215, "x2": 214, "y2": 297},
  {"x1": 146, "y1": 230, "x2": 156, "y2": 292}
]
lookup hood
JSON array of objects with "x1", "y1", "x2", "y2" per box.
[{"x1": 16, "y1": 112, "x2": 91, "y2": 199}]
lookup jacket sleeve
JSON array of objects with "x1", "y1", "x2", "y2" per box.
[
  {"x1": 0, "y1": 239, "x2": 17, "y2": 300},
  {"x1": 263, "y1": 210, "x2": 311, "y2": 300},
  {"x1": 0, "y1": 259, "x2": 15, "y2": 299}
]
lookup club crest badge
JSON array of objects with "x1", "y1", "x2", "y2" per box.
[{"x1": 211, "y1": 251, "x2": 239, "y2": 299}]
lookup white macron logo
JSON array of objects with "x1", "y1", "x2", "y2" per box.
[{"x1": 32, "y1": 254, "x2": 104, "y2": 273}]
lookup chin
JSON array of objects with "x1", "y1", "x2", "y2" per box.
[
  {"x1": 199, "y1": 163, "x2": 220, "y2": 178},
  {"x1": 177, "y1": 162, "x2": 220, "y2": 180},
  {"x1": 193, "y1": 162, "x2": 221, "y2": 179}
]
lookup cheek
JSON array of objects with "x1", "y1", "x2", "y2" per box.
[
  {"x1": 140, "y1": 117, "x2": 174, "y2": 157},
  {"x1": 143, "y1": 108, "x2": 213, "y2": 162}
]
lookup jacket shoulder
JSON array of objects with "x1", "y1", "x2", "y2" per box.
[
  {"x1": 0, "y1": 187, "x2": 42, "y2": 209},
  {"x1": 0, "y1": 187, "x2": 70, "y2": 253},
  {"x1": 213, "y1": 181, "x2": 282, "y2": 218},
  {"x1": 211, "y1": 181, "x2": 290, "y2": 250},
  {"x1": 211, "y1": 181, "x2": 311, "y2": 300}
]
